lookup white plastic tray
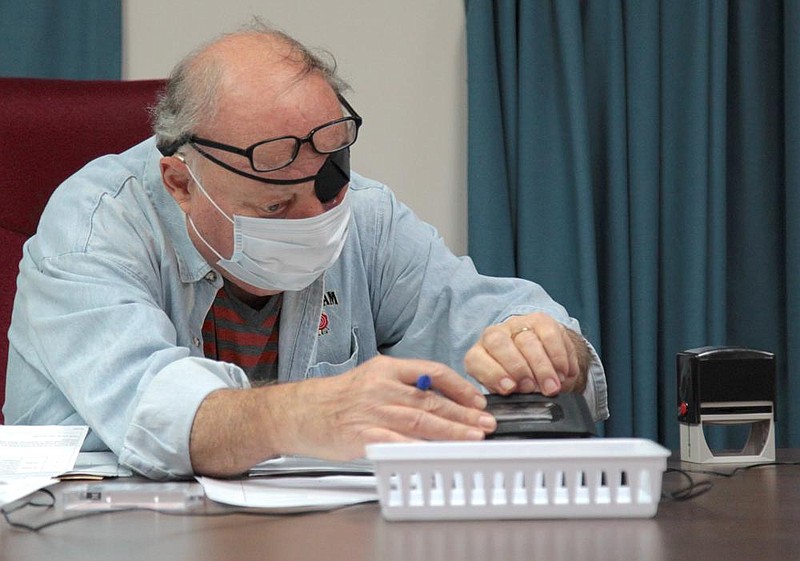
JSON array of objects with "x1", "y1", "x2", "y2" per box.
[{"x1": 365, "y1": 438, "x2": 670, "y2": 520}]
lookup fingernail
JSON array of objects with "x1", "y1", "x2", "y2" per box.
[
  {"x1": 519, "y1": 378, "x2": 536, "y2": 393},
  {"x1": 479, "y1": 414, "x2": 497, "y2": 431},
  {"x1": 474, "y1": 394, "x2": 488, "y2": 409},
  {"x1": 544, "y1": 378, "x2": 559, "y2": 395},
  {"x1": 500, "y1": 378, "x2": 516, "y2": 392},
  {"x1": 467, "y1": 429, "x2": 485, "y2": 440}
]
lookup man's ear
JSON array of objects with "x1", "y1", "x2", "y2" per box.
[{"x1": 160, "y1": 156, "x2": 192, "y2": 212}]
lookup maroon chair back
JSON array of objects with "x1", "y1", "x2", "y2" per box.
[{"x1": 0, "y1": 78, "x2": 166, "y2": 423}]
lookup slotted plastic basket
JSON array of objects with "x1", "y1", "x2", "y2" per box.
[{"x1": 365, "y1": 438, "x2": 670, "y2": 520}]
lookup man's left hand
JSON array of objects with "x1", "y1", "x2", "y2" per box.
[{"x1": 464, "y1": 312, "x2": 588, "y2": 396}]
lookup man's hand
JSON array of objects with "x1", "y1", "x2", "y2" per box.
[
  {"x1": 464, "y1": 312, "x2": 589, "y2": 396},
  {"x1": 189, "y1": 356, "x2": 496, "y2": 477},
  {"x1": 282, "y1": 356, "x2": 496, "y2": 460}
]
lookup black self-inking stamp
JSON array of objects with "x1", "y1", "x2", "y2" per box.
[{"x1": 677, "y1": 346, "x2": 776, "y2": 464}]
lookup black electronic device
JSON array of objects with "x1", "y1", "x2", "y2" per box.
[{"x1": 485, "y1": 393, "x2": 596, "y2": 439}]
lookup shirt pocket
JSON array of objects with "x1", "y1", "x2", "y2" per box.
[{"x1": 305, "y1": 327, "x2": 360, "y2": 378}]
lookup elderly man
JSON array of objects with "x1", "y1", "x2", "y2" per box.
[{"x1": 4, "y1": 23, "x2": 608, "y2": 479}]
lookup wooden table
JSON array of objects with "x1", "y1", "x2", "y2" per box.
[{"x1": 3, "y1": 451, "x2": 798, "y2": 561}]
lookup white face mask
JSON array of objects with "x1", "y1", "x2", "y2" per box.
[{"x1": 184, "y1": 165, "x2": 351, "y2": 292}]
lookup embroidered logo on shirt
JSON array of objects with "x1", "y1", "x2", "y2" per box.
[
  {"x1": 318, "y1": 290, "x2": 338, "y2": 337},
  {"x1": 318, "y1": 312, "x2": 329, "y2": 336}
]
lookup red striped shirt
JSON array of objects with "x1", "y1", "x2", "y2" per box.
[{"x1": 202, "y1": 286, "x2": 282, "y2": 384}]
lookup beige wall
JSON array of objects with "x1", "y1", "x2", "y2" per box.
[{"x1": 122, "y1": 0, "x2": 468, "y2": 255}]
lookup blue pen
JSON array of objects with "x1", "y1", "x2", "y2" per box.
[{"x1": 415, "y1": 374, "x2": 432, "y2": 391}]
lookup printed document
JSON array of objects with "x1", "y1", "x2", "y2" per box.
[{"x1": 0, "y1": 425, "x2": 88, "y2": 506}]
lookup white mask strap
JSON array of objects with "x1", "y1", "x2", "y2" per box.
[
  {"x1": 183, "y1": 161, "x2": 235, "y2": 225},
  {"x1": 187, "y1": 216, "x2": 225, "y2": 262}
]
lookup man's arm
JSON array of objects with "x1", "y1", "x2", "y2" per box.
[
  {"x1": 189, "y1": 356, "x2": 497, "y2": 477},
  {"x1": 350, "y1": 181, "x2": 606, "y2": 422},
  {"x1": 564, "y1": 327, "x2": 590, "y2": 394}
]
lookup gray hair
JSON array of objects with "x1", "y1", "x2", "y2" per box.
[{"x1": 152, "y1": 19, "x2": 350, "y2": 156}]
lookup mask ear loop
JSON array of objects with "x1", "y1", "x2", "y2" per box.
[
  {"x1": 176, "y1": 154, "x2": 234, "y2": 225},
  {"x1": 173, "y1": 154, "x2": 230, "y2": 261},
  {"x1": 187, "y1": 216, "x2": 225, "y2": 261}
]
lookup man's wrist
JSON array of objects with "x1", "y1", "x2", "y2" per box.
[{"x1": 565, "y1": 328, "x2": 590, "y2": 394}]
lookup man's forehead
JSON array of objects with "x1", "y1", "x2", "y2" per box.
[
  {"x1": 207, "y1": 33, "x2": 313, "y2": 90},
  {"x1": 202, "y1": 31, "x2": 296, "y2": 69},
  {"x1": 202, "y1": 76, "x2": 340, "y2": 141}
]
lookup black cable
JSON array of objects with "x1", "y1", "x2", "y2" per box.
[
  {"x1": 1, "y1": 488, "x2": 55, "y2": 514},
  {"x1": 661, "y1": 461, "x2": 800, "y2": 502},
  {"x1": 661, "y1": 467, "x2": 714, "y2": 501}
]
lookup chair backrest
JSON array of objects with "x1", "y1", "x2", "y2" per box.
[{"x1": 0, "y1": 78, "x2": 166, "y2": 423}]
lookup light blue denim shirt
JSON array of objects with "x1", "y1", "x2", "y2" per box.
[{"x1": 4, "y1": 137, "x2": 608, "y2": 479}]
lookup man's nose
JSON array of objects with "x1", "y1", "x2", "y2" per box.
[{"x1": 287, "y1": 183, "x2": 328, "y2": 219}]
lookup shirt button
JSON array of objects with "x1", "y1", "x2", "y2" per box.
[
  {"x1": 204, "y1": 271, "x2": 218, "y2": 282},
  {"x1": 192, "y1": 336, "x2": 201, "y2": 347}
]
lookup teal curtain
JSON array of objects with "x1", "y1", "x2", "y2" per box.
[
  {"x1": 0, "y1": 0, "x2": 121, "y2": 78},
  {"x1": 466, "y1": 0, "x2": 800, "y2": 450}
]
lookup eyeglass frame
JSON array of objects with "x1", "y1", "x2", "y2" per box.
[{"x1": 185, "y1": 95, "x2": 361, "y2": 182}]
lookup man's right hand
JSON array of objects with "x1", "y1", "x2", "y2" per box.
[{"x1": 189, "y1": 355, "x2": 496, "y2": 477}]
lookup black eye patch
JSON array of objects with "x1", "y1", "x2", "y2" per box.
[{"x1": 314, "y1": 148, "x2": 350, "y2": 203}]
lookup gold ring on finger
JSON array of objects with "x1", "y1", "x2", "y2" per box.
[{"x1": 511, "y1": 326, "x2": 531, "y2": 340}]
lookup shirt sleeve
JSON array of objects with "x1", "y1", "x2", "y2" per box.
[{"x1": 13, "y1": 250, "x2": 250, "y2": 479}]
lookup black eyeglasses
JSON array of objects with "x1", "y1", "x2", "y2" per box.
[{"x1": 188, "y1": 95, "x2": 362, "y2": 174}]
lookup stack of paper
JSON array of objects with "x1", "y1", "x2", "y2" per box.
[
  {"x1": 0, "y1": 425, "x2": 88, "y2": 507},
  {"x1": 63, "y1": 451, "x2": 133, "y2": 480},
  {"x1": 198, "y1": 455, "x2": 378, "y2": 512}
]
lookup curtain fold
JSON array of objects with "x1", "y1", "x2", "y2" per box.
[
  {"x1": 467, "y1": 0, "x2": 798, "y2": 449},
  {"x1": 786, "y1": 0, "x2": 800, "y2": 445},
  {"x1": 0, "y1": 0, "x2": 121, "y2": 79}
]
